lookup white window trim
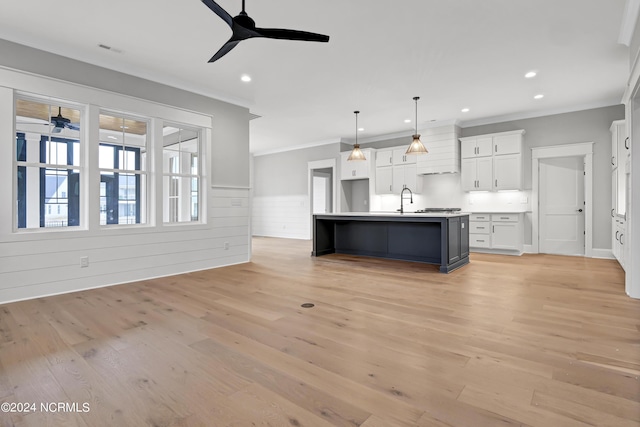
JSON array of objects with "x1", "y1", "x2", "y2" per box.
[{"x1": 0, "y1": 67, "x2": 211, "y2": 243}]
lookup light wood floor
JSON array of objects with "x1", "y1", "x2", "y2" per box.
[{"x1": 0, "y1": 238, "x2": 638, "y2": 427}]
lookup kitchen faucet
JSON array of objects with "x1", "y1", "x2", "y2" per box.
[{"x1": 399, "y1": 187, "x2": 413, "y2": 214}]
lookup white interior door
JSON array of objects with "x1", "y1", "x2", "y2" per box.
[
  {"x1": 539, "y1": 156, "x2": 585, "y2": 255},
  {"x1": 312, "y1": 174, "x2": 330, "y2": 214}
]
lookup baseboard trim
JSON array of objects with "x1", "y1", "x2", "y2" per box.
[
  {"x1": 523, "y1": 244, "x2": 534, "y2": 254},
  {"x1": 591, "y1": 248, "x2": 615, "y2": 259}
]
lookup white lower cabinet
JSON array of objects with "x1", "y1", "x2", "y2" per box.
[
  {"x1": 469, "y1": 213, "x2": 524, "y2": 255},
  {"x1": 612, "y1": 216, "x2": 626, "y2": 270}
]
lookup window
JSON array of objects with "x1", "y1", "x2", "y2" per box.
[
  {"x1": 15, "y1": 98, "x2": 81, "y2": 229},
  {"x1": 98, "y1": 113, "x2": 148, "y2": 225},
  {"x1": 163, "y1": 126, "x2": 200, "y2": 223}
]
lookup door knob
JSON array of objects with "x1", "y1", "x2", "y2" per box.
[{"x1": 577, "y1": 209, "x2": 583, "y2": 212}]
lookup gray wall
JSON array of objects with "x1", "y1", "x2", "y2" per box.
[
  {"x1": 253, "y1": 105, "x2": 623, "y2": 249},
  {"x1": 0, "y1": 39, "x2": 250, "y2": 188},
  {"x1": 253, "y1": 143, "x2": 340, "y2": 197},
  {"x1": 462, "y1": 105, "x2": 625, "y2": 249},
  {"x1": 631, "y1": 13, "x2": 640, "y2": 72}
]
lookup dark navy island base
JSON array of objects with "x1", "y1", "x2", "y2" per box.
[{"x1": 312, "y1": 213, "x2": 470, "y2": 273}]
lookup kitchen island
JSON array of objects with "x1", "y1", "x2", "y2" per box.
[{"x1": 312, "y1": 212, "x2": 470, "y2": 273}]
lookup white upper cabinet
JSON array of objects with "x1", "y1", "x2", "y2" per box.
[
  {"x1": 461, "y1": 136, "x2": 492, "y2": 158},
  {"x1": 493, "y1": 133, "x2": 521, "y2": 155},
  {"x1": 610, "y1": 120, "x2": 627, "y2": 170},
  {"x1": 375, "y1": 165, "x2": 393, "y2": 194},
  {"x1": 340, "y1": 149, "x2": 371, "y2": 180},
  {"x1": 462, "y1": 157, "x2": 492, "y2": 191},
  {"x1": 460, "y1": 130, "x2": 524, "y2": 192},
  {"x1": 392, "y1": 148, "x2": 417, "y2": 165},
  {"x1": 392, "y1": 163, "x2": 421, "y2": 193},
  {"x1": 493, "y1": 154, "x2": 522, "y2": 190},
  {"x1": 375, "y1": 149, "x2": 394, "y2": 168},
  {"x1": 610, "y1": 120, "x2": 627, "y2": 216},
  {"x1": 372, "y1": 146, "x2": 423, "y2": 194}
]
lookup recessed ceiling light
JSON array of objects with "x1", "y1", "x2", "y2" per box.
[
  {"x1": 404, "y1": 119, "x2": 411, "y2": 123},
  {"x1": 358, "y1": 128, "x2": 364, "y2": 132},
  {"x1": 241, "y1": 74, "x2": 252, "y2": 82},
  {"x1": 534, "y1": 94, "x2": 544, "y2": 99},
  {"x1": 120, "y1": 125, "x2": 129, "y2": 129},
  {"x1": 107, "y1": 135, "x2": 118, "y2": 140},
  {"x1": 525, "y1": 71, "x2": 537, "y2": 78},
  {"x1": 461, "y1": 108, "x2": 470, "y2": 113}
]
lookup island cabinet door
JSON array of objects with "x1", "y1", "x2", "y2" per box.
[
  {"x1": 448, "y1": 217, "x2": 461, "y2": 264},
  {"x1": 460, "y1": 216, "x2": 469, "y2": 258}
]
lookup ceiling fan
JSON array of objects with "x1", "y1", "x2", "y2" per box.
[
  {"x1": 201, "y1": 0, "x2": 330, "y2": 63},
  {"x1": 49, "y1": 107, "x2": 80, "y2": 133},
  {"x1": 16, "y1": 107, "x2": 80, "y2": 133}
]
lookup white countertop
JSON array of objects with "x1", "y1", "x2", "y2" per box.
[
  {"x1": 316, "y1": 211, "x2": 471, "y2": 218},
  {"x1": 468, "y1": 209, "x2": 530, "y2": 213}
]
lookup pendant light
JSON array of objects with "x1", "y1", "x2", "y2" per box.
[
  {"x1": 405, "y1": 96, "x2": 428, "y2": 155},
  {"x1": 347, "y1": 110, "x2": 366, "y2": 161}
]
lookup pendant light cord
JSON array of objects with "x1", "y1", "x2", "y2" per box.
[
  {"x1": 414, "y1": 96, "x2": 419, "y2": 135},
  {"x1": 354, "y1": 110, "x2": 359, "y2": 144}
]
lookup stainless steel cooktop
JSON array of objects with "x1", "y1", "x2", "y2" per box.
[{"x1": 414, "y1": 208, "x2": 462, "y2": 213}]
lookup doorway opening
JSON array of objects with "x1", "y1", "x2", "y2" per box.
[{"x1": 308, "y1": 159, "x2": 337, "y2": 239}]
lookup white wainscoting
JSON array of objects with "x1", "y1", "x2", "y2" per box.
[
  {"x1": 252, "y1": 195, "x2": 310, "y2": 240},
  {"x1": 0, "y1": 187, "x2": 251, "y2": 304}
]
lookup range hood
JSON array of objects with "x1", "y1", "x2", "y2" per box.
[{"x1": 416, "y1": 124, "x2": 460, "y2": 175}]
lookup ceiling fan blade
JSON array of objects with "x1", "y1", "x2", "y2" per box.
[
  {"x1": 16, "y1": 116, "x2": 49, "y2": 125},
  {"x1": 201, "y1": 0, "x2": 233, "y2": 27},
  {"x1": 67, "y1": 123, "x2": 80, "y2": 131},
  {"x1": 208, "y1": 39, "x2": 241, "y2": 63},
  {"x1": 255, "y1": 28, "x2": 329, "y2": 42}
]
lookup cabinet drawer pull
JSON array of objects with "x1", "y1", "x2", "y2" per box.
[
  {"x1": 495, "y1": 179, "x2": 498, "y2": 187},
  {"x1": 612, "y1": 156, "x2": 615, "y2": 165},
  {"x1": 615, "y1": 230, "x2": 619, "y2": 241},
  {"x1": 620, "y1": 234, "x2": 624, "y2": 245},
  {"x1": 625, "y1": 137, "x2": 629, "y2": 150},
  {"x1": 495, "y1": 145, "x2": 497, "y2": 153},
  {"x1": 477, "y1": 226, "x2": 485, "y2": 229},
  {"x1": 611, "y1": 208, "x2": 615, "y2": 217},
  {"x1": 493, "y1": 226, "x2": 495, "y2": 233},
  {"x1": 477, "y1": 239, "x2": 484, "y2": 242}
]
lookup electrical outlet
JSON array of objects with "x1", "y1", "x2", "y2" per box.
[
  {"x1": 80, "y1": 256, "x2": 89, "y2": 268},
  {"x1": 224, "y1": 242, "x2": 230, "y2": 250}
]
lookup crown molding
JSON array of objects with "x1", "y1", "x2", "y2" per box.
[
  {"x1": 619, "y1": 0, "x2": 640, "y2": 46},
  {"x1": 252, "y1": 137, "x2": 343, "y2": 157},
  {"x1": 344, "y1": 118, "x2": 461, "y2": 145},
  {"x1": 459, "y1": 100, "x2": 622, "y2": 128}
]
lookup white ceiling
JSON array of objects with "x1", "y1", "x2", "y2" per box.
[{"x1": 0, "y1": 0, "x2": 630, "y2": 154}]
